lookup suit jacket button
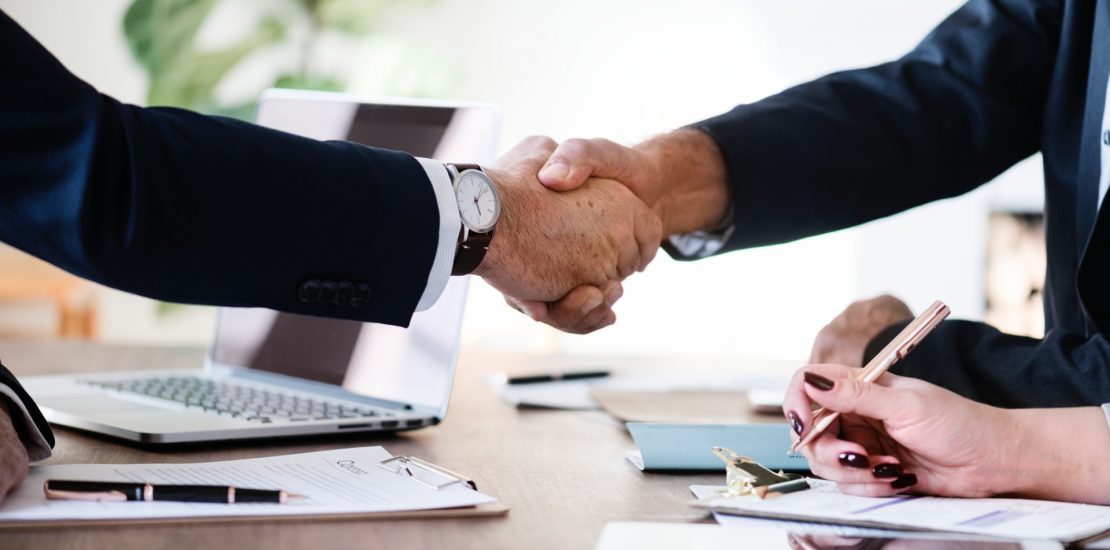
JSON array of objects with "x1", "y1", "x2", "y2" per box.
[
  {"x1": 335, "y1": 281, "x2": 354, "y2": 306},
  {"x1": 351, "y1": 283, "x2": 371, "y2": 308},
  {"x1": 298, "y1": 279, "x2": 321, "y2": 304},
  {"x1": 319, "y1": 280, "x2": 337, "y2": 304}
]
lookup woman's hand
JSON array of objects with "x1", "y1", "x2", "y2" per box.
[{"x1": 783, "y1": 364, "x2": 1009, "y2": 498}]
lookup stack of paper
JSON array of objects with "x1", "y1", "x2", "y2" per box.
[{"x1": 698, "y1": 479, "x2": 1110, "y2": 543}]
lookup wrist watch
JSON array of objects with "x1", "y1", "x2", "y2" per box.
[{"x1": 447, "y1": 163, "x2": 501, "y2": 275}]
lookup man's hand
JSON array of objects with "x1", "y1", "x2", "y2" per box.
[
  {"x1": 475, "y1": 137, "x2": 662, "y2": 333},
  {"x1": 0, "y1": 400, "x2": 30, "y2": 503},
  {"x1": 809, "y1": 295, "x2": 913, "y2": 367},
  {"x1": 538, "y1": 138, "x2": 666, "y2": 216},
  {"x1": 537, "y1": 129, "x2": 730, "y2": 237},
  {"x1": 505, "y1": 129, "x2": 731, "y2": 333}
]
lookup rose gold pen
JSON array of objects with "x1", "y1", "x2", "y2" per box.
[{"x1": 789, "y1": 300, "x2": 950, "y2": 454}]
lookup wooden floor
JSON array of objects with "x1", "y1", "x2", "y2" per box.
[{"x1": 0, "y1": 341, "x2": 728, "y2": 550}]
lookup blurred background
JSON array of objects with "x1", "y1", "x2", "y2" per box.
[{"x1": 0, "y1": 0, "x2": 1045, "y2": 361}]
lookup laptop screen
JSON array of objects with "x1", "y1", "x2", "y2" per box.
[{"x1": 207, "y1": 92, "x2": 498, "y2": 412}]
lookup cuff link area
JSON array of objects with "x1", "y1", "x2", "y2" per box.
[{"x1": 298, "y1": 279, "x2": 371, "y2": 309}]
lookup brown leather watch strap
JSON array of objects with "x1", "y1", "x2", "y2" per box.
[
  {"x1": 449, "y1": 163, "x2": 497, "y2": 276},
  {"x1": 451, "y1": 163, "x2": 481, "y2": 173},
  {"x1": 452, "y1": 226, "x2": 494, "y2": 276}
]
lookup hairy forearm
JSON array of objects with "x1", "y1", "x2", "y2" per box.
[
  {"x1": 995, "y1": 407, "x2": 1110, "y2": 504},
  {"x1": 634, "y1": 128, "x2": 731, "y2": 237}
]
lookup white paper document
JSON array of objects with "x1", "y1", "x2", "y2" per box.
[
  {"x1": 704, "y1": 479, "x2": 1110, "y2": 542},
  {"x1": 487, "y1": 371, "x2": 790, "y2": 411},
  {"x1": 690, "y1": 485, "x2": 922, "y2": 538},
  {"x1": 0, "y1": 446, "x2": 497, "y2": 523},
  {"x1": 690, "y1": 485, "x2": 1032, "y2": 542}
]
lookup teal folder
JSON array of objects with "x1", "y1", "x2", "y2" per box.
[{"x1": 626, "y1": 423, "x2": 809, "y2": 472}]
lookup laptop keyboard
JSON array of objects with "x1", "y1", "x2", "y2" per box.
[{"x1": 82, "y1": 376, "x2": 395, "y2": 423}]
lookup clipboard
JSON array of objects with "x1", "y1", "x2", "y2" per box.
[
  {"x1": 692, "y1": 479, "x2": 1110, "y2": 543},
  {"x1": 0, "y1": 446, "x2": 509, "y2": 527},
  {"x1": 0, "y1": 503, "x2": 510, "y2": 529}
]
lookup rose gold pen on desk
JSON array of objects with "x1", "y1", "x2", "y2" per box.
[{"x1": 789, "y1": 300, "x2": 950, "y2": 454}]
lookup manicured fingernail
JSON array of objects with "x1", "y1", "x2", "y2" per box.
[
  {"x1": 891, "y1": 473, "x2": 918, "y2": 489},
  {"x1": 837, "y1": 452, "x2": 869, "y2": 469},
  {"x1": 787, "y1": 410, "x2": 804, "y2": 435},
  {"x1": 580, "y1": 297, "x2": 603, "y2": 315},
  {"x1": 604, "y1": 287, "x2": 623, "y2": 307},
  {"x1": 539, "y1": 162, "x2": 568, "y2": 182},
  {"x1": 872, "y1": 463, "x2": 903, "y2": 478},
  {"x1": 804, "y1": 372, "x2": 835, "y2": 391}
]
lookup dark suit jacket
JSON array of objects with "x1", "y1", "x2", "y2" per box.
[
  {"x1": 0, "y1": 362, "x2": 53, "y2": 457},
  {"x1": 0, "y1": 10, "x2": 443, "y2": 451},
  {"x1": 696, "y1": 0, "x2": 1110, "y2": 408},
  {"x1": 0, "y1": 9, "x2": 441, "y2": 329}
]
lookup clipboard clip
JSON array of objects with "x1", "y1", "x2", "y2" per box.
[
  {"x1": 378, "y1": 455, "x2": 478, "y2": 491},
  {"x1": 711, "y1": 447, "x2": 808, "y2": 500}
]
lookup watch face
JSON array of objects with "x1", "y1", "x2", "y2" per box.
[{"x1": 455, "y1": 170, "x2": 501, "y2": 232}]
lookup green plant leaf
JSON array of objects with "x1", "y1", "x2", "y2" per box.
[
  {"x1": 316, "y1": 0, "x2": 431, "y2": 34},
  {"x1": 273, "y1": 73, "x2": 344, "y2": 92},
  {"x1": 122, "y1": 0, "x2": 219, "y2": 75},
  {"x1": 146, "y1": 17, "x2": 285, "y2": 107}
]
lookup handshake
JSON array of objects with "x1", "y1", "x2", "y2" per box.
[{"x1": 472, "y1": 130, "x2": 730, "y2": 334}]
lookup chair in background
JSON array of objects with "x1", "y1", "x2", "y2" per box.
[{"x1": 0, "y1": 244, "x2": 97, "y2": 339}]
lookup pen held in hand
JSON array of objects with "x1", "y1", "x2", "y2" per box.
[
  {"x1": 789, "y1": 300, "x2": 950, "y2": 454},
  {"x1": 44, "y1": 480, "x2": 305, "y2": 504}
]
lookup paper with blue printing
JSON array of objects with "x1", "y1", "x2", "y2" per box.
[{"x1": 626, "y1": 423, "x2": 809, "y2": 472}]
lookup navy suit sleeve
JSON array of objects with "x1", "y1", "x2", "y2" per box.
[
  {"x1": 0, "y1": 361, "x2": 54, "y2": 460},
  {"x1": 865, "y1": 320, "x2": 1110, "y2": 408},
  {"x1": 694, "y1": 0, "x2": 1062, "y2": 250},
  {"x1": 0, "y1": 10, "x2": 439, "y2": 327}
]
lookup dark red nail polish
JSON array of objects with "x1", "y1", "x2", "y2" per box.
[
  {"x1": 891, "y1": 473, "x2": 918, "y2": 489},
  {"x1": 872, "y1": 463, "x2": 902, "y2": 478},
  {"x1": 804, "y1": 372, "x2": 835, "y2": 391},
  {"x1": 787, "y1": 410, "x2": 804, "y2": 435},
  {"x1": 837, "y1": 452, "x2": 869, "y2": 469}
]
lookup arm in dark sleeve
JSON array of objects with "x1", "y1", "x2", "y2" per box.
[
  {"x1": 693, "y1": 0, "x2": 1061, "y2": 251},
  {"x1": 0, "y1": 361, "x2": 54, "y2": 461},
  {"x1": 865, "y1": 320, "x2": 1110, "y2": 408},
  {"x1": 0, "y1": 9, "x2": 438, "y2": 327}
]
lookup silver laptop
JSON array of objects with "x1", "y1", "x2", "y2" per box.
[{"x1": 21, "y1": 91, "x2": 501, "y2": 444}]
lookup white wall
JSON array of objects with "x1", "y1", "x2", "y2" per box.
[{"x1": 0, "y1": 0, "x2": 1044, "y2": 359}]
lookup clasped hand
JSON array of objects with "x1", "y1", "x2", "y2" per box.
[{"x1": 477, "y1": 137, "x2": 664, "y2": 334}]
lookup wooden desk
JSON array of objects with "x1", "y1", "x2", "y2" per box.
[{"x1": 0, "y1": 341, "x2": 724, "y2": 550}]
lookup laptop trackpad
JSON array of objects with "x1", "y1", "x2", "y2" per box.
[
  {"x1": 42, "y1": 396, "x2": 245, "y2": 431},
  {"x1": 41, "y1": 395, "x2": 169, "y2": 414}
]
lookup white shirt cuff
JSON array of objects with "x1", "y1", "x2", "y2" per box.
[
  {"x1": 0, "y1": 384, "x2": 52, "y2": 462},
  {"x1": 1102, "y1": 404, "x2": 1110, "y2": 430},
  {"x1": 666, "y1": 209, "x2": 736, "y2": 259},
  {"x1": 414, "y1": 157, "x2": 461, "y2": 311}
]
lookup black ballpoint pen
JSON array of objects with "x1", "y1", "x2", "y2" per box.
[
  {"x1": 505, "y1": 370, "x2": 610, "y2": 385},
  {"x1": 44, "y1": 479, "x2": 304, "y2": 504}
]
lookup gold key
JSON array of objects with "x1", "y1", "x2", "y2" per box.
[{"x1": 711, "y1": 447, "x2": 809, "y2": 499}]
